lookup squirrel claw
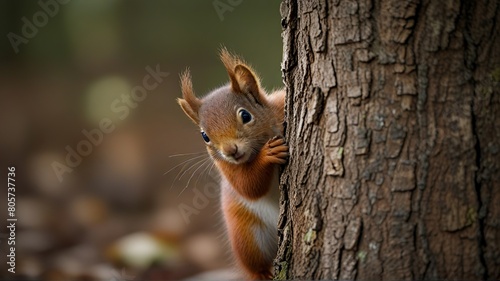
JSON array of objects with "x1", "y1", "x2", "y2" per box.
[{"x1": 265, "y1": 136, "x2": 289, "y2": 164}]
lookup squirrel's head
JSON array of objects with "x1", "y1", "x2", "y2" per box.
[{"x1": 178, "y1": 48, "x2": 279, "y2": 165}]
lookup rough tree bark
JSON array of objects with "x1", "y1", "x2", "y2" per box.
[{"x1": 275, "y1": 0, "x2": 500, "y2": 280}]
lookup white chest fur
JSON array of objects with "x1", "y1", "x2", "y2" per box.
[{"x1": 220, "y1": 173, "x2": 280, "y2": 261}]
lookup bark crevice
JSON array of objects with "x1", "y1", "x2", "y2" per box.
[
  {"x1": 471, "y1": 103, "x2": 488, "y2": 280},
  {"x1": 463, "y1": 0, "x2": 489, "y2": 277}
]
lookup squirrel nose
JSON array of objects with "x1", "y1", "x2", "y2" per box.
[{"x1": 222, "y1": 144, "x2": 238, "y2": 157}]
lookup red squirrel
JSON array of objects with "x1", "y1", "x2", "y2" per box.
[{"x1": 177, "y1": 49, "x2": 287, "y2": 280}]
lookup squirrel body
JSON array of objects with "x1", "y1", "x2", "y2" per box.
[{"x1": 178, "y1": 49, "x2": 287, "y2": 279}]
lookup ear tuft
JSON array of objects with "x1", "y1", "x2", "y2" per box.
[
  {"x1": 220, "y1": 47, "x2": 241, "y2": 92},
  {"x1": 178, "y1": 69, "x2": 201, "y2": 124}
]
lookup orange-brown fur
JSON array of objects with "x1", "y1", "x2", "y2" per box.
[
  {"x1": 177, "y1": 48, "x2": 287, "y2": 280},
  {"x1": 224, "y1": 198, "x2": 272, "y2": 279}
]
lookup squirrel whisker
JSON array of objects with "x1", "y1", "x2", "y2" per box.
[
  {"x1": 178, "y1": 156, "x2": 209, "y2": 181},
  {"x1": 177, "y1": 157, "x2": 211, "y2": 198},
  {"x1": 195, "y1": 159, "x2": 214, "y2": 188},
  {"x1": 163, "y1": 153, "x2": 206, "y2": 176},
  {"x1": 168, "y1": 151, "x2": 206, "y2": 158},
  {"x1": 207, "y1": 162, "x2": 216, "y2": 178},
  {"x1": 168, "y1": 154, "x2": 207, "y2": 191}
]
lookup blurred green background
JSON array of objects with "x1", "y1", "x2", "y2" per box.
[{"x1": 0, "y1": 1, "x2": 282, "y2": 280}]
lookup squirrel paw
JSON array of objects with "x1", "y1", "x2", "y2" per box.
[{"x1": 265, "y1": 136, "x2": 289, "y2": 164}]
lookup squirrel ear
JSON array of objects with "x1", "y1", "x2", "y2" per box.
[
  {"x1": 178, "y1": 70, "x2": 201, "y2": 124},
  {"x1": 219, "y1": 48, "x2": 263, "y2": 102},
  {"x1": 233, "y1": 64, "x2": 262, "y2": 101},
  {"x1": 220, "y1": 47, "x2": 262, "y2": 102}
]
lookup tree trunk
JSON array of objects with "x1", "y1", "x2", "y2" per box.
[{"x1": 275, "y1": 0, "x2": 500, "y2": 280}]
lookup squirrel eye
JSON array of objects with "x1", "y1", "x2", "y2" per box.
[
  {"x1": 239, "y1": 109, "x2": 252, "y2": 124},
  {"x1": 201, "y1": 131, "x2": 210, "y2": 143}
]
